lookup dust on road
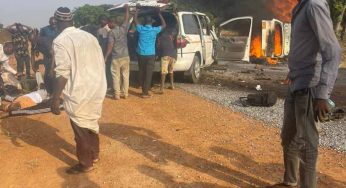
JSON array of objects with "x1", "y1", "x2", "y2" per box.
[{"x1": 0, "y1": 88, "x2": 345, "y2": 187}]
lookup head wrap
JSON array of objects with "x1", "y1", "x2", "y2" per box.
[{"x1": 54, "y1": 7, "x2": 73, "y2": 21}]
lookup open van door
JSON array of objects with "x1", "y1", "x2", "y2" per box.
[
  {"x1": 261, "y1": 19, "x2": 285, "y2": 58},
  {"x1": 215, "y1": 16, "x2": 253, "y2": 62},
  {"x1": 283, "y1": 23, "x2": 291, "y2": 56},
  {"x1": 194, "y1": 12, "x2": 214, "y2": 66}
]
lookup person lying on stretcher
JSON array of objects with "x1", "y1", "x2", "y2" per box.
[{"x1": 0, "y1": 72, "x2": 50, "y2": 112}]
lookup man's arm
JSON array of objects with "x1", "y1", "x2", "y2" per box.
[
  {"x1": 6, "y1": 23, "x2": 17, "y2": 33},
  {"x1": 104, "y1": 31, "x2": 114, "y2": 62},
  {"x1": 123, "y1": 4, "x2": 130, "y2": 26},
  {"x1": 307, "y1": 2, "x2": 342, "y2": 121},
  {"x1": 134, "y1": 7, "x2": 139, "y2": 25},
  {"x1": 307, "y1": 2, "x2": 341, "y2": 99},
  {"x1": 157, "y1": 9, "x2": 166, "y2": 30},
  {"x1": 51, "y1": 42, "x2": 71, "y2": 115},
  {"x1": 51, "y1": 76, "x2": 67, "y2": 115},
  {"x1": 21, "y1": 24, "x2": 33, "y2": 32},
  {"x1": 30, "y1": 47, "x2": 38, "y2": 72},
  {"x1": 2, "y1": 60, "x2": 17, "y2": 75}
]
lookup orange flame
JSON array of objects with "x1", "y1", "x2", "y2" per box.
[
  {"x1": 274, "y1": 25, "x2": 282, "y2": 56},
  {"x1": 250, "y1": 35, "x2": 263, "y2": 58},
  {"x1": 267, "y1": 0, "x2": 297, "y2": 22},
  {"x1": 266, "y1": 58, "x2": 277, "y2": 65}
]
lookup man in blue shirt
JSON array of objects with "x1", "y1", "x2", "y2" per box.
[
  {"x1": 40, "y1": 17, "x2": 57, "y2": 40},
  {"x1": 134, "y1": 8, "x2": 166, "y2": 98}
]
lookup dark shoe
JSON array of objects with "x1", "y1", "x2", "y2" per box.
[
  {"x1": 66, "y1": 164, "x2": 95, "y2": 174},
  {"x1": 265, "y1": 183, "x2": 296, "y2": 188},
  {"x1": 141, "y1": 94, "x2": 152, "y2": 99}
]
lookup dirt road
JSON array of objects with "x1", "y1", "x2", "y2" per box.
[{"x1": 0, "y1": 88, "x2": 345, "y2": 187}]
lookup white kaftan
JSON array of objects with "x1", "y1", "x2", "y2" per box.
[{"x1": 53, "y1": 27, "x2": 106, "y2": 133}]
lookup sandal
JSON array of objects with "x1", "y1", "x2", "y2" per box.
[{"x1": 66, "y1": 164, "x2": 95, "y2": 174}]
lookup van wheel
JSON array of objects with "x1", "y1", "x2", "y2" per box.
[{"x1": 187, "y1": 55, "x2": 201, "y2": 84}]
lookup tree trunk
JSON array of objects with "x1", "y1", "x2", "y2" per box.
[{"x1": 335, "y1": 4, "x2": 346, "y2": 34}]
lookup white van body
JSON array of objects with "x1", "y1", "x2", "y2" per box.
[{"x1": 109, "y1": 2, "x2": 216, "y2": 83}]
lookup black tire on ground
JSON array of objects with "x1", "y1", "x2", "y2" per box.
[{"x1": 186, "y1": 55, "x2": 201, "y2": 84}]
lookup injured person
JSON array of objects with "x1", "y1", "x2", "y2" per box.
[
  {"x1": 0, "y1": 72, "x2": 61, "y2": 115},
  {"x1": 0, "y1": 42, "x2": 22, "y2": 90}
]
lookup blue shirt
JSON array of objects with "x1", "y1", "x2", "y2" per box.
[
  {"x1": 136, "y1": 25, "x2": 161, "y2": 56},
  {"x1": 40, "y1": 25, "x2": 57, "y2": 40}
]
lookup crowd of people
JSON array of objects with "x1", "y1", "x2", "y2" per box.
[
  {"x1": 0, "y1": 1, "x2": 342, "y2": 187},
  {"x1": 0, "y1": 4, "x2": 178, "y2": 174}
]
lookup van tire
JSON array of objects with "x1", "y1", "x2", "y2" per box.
[{"x1": 187, "y1": 55, "x2": 201, "y2": 84}]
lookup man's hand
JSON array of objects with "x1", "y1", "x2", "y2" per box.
[
  {"x1": 314, "y1": 99, "x2": 329, "y2": 122},
  {"x1": 283, "y1": 75, "x2": 292, "y2": 85},
  {"x1": 51, "y1": 98, "x2": 61, "y2": 115},
  {"x1": 155, "y1": 7, "x2": 161, "y2": 14}
]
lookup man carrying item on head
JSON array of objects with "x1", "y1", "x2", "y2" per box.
[
  {"x1": 6, "y1": 23, "x2": 33, "y2": 79},
  {"x1": 104, "y1": 5, "x2": 130, "y2": 100},
  {"x1": 134, "y1": 7, "x2": 166, "y2": 98},
  {"x1": 275, "y1": 0, "x2": 341, "y2": 188},
  {"x1": 51, "y1": 7, "x2": 107, "y2": 174},
  {"x1": 158, "y1": 27, "x2": 178, "y2": 94},
  {"x1": 40, "y1": 17, "x2": 58, "y2": 40},
  {"x1": 97, "y1": 15, "x2": 110, "y2": 55},
  {"x1": 97, "y1": 15, "x2": 113, "y2": 92}
]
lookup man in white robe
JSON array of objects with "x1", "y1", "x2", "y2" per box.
[{"x1": 51, "y1": 7, "x2": 107, "y2": 174}]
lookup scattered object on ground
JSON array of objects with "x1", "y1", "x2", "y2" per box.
[
  {"x1": 241, "y1": 70, "x2": 255, "y2": 74},
  {"x1": 20, "y1": 79, "x2": 37, "y2": 92},
  {"x1": 239, "y1": 92, "x2": 278, "y2": 107},
  {"x1": 255, "y1": 77, "x2": 272, "y2": 81},
  {"x1": 255, "y1": 85, "x2": 262, "y2": 91},
  {"x1": 177, "y1": 83, "x2": 346, "y2": 152}
]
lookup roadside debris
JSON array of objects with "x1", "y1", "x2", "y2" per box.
[{"x1": 255, "y1": 85, "x2": 262, "y2": 91}]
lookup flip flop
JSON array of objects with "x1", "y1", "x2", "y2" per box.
[{"x1": 66, "y1": 164, "x2": 95, "y2": 175}]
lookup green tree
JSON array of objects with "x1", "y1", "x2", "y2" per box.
[
  {"x1": 330, "y1": 0, "x2": 346, "y2": 31},
  {"x1": 73, "y1": 4, "x2": 113, "y2": 27}
]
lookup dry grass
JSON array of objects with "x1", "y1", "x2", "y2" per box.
[{"x1": 341, "y1": 40, "x2": 346, "y2": 68}]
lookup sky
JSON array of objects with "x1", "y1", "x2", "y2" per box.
[{"x1": 0, "y1": 0, "x2": 126, "y2": 28}]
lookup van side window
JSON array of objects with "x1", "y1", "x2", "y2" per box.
[
  {"x1": 182, "y1": 14, "x2": 200, "y2": 35},
  {"x1": 219, "y1": 19, "x2": 251, "y2": 38}
]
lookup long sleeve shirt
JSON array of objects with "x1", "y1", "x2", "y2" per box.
[
  {"x1": 53, "y1": 27, "x2": 107, "y2": 133},
  {"x1": 288, "y1": 0, "x2": 341, "y2": 99},
  {"x1": 0, "y1": 44, "x2": 17, "y2": 75}
]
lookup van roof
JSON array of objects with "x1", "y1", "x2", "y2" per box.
[{"x1": 177, "y1": 11, "x2": 207, "y2": 16}]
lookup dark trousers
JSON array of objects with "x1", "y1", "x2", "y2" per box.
[
  {"x1": 281, "y1": 88, "x2": 319, "y2": 188},
  {"x1": 138, "y1": 55, "x2": 155, "y2": 95},
  {"x1": 106, "y1": 58, "x2": 113, "y2": 89},
  {"x1": 70, "y1": 120, "x2": 99, "y2": 168},
  {"x1": 15, "y1": 55, "x2": 31, "y2": 76}
]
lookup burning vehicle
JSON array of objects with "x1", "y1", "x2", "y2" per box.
[
  {"x1": 215, "y1": 17, "x2": 291, "y2": 64},
  {"x1": 108, "y1": 0, "x2": 295, "y2": 83}
]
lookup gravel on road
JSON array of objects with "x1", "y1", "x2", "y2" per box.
[{"x1": 177, "y1": 83, "x2": 346, "y2": 153}]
